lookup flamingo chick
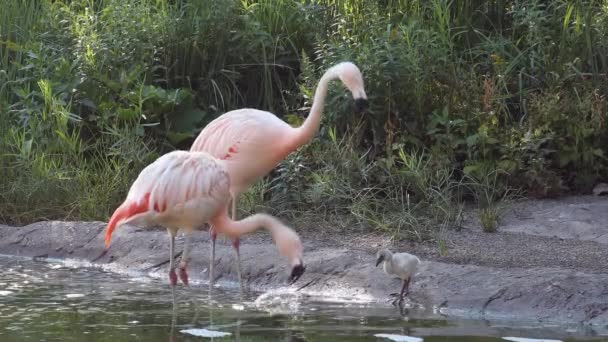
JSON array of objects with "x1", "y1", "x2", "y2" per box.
[
  {"x1": 376, "y1": 248, "x2": 420, "y2": 305},
  {"x1": 191, "y1": 61, "x2": 368, "y2": 292},
  {"x1": 103, "y1": 150, "x2": 305, "y2": 288}
]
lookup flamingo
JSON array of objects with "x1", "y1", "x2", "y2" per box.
[
  {"x1": 375, "y1": 248, "x2": 420, "y2": 306},
  {"x1": 103, "y1": 150, "x2": 306, "y2": 288},
  {"x1": 190, "y1": 61, "x2": 368, "y2": 291}
]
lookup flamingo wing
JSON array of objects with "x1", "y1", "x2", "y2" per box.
[
  {"x1": 190, "y1": 109, "x2": 294, "y2": 190},
  {"x1": 104, "y1": 151, "x2": 230, "y2": 249}
]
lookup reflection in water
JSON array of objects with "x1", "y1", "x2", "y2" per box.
[{"x1": 0, "y1": 256, "x2": 603, "y2": 342}]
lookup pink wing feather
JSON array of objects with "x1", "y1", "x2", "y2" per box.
[
  {"x1": 190, "y1": 109, "x2": 295, "y2": 192},
  {"x1": 104, "y1": 151, "x2": 230, "y2": 249}
]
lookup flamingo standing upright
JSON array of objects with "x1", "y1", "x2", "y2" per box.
[
  {"x1": 190, "y1": 61, "x2": 367, "y2": 292},
  {"x1": 103, "y1": 150, "x2": 305, "y2": 288}
]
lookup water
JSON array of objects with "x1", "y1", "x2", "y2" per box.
[{"x1": 0, "y1": 257, "x2": 604, "y2": 342}]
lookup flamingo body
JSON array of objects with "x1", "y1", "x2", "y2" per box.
[
  {"x1": 104, "y1": 150, "x2": 305, "y2": 288},
  {"x1": 190, "y1": 62, "x2": 368, "y2": 291},
  {"x1": 191, "y1": 62, "x2": 367, "y2": 200},
  {"x1": 376, "y1": 248, "x2": 420, "y2": 305},
  {"x1": 190, "y1": 109, "x2": 295, "y2": 197},
  {"x1": 105, "y1": 151, "x2": 230, "y2": 245}
]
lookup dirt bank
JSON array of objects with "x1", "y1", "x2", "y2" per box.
[{"x1": 0, "y1": 195, "x2": 607, "y2": 334}]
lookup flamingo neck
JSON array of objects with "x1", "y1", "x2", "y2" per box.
[
  {"x1": 210, "y1": 212, "x2": 302, "y2": 267},
  {"x1": 291, "y1": 69, "x2": 339, "y2": 149},
  {"x1": 210, "y1": 213, "x2": 277, "y2": 239}
]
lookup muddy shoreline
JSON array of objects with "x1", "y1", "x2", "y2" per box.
[{"x1": 0, "y1": 195, "x2": 607, "y2": 335}]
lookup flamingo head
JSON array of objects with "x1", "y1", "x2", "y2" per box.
[
  {"x1": 331, "y1": 61, "x2": 368, "y2": 112},
  {"x1": 285, "y1": 237, "x2": 305, "y2": 285},
  {"x1": 375, "y1": 248, "x2": 392, "y2": 267},
  {"x1": 269, "y1": 218, "x2": 306, "y2": 284},
  {"x1": 288, "y1": 258, "x2": 306, "y2": 285}
]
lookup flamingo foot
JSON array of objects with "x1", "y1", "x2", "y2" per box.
[
  {"x1": 178, "y1": 266, "x2": 189, "y2": 286},
  {"x1": 169, "y1": 268, "x2": 178, "y2": 287}
]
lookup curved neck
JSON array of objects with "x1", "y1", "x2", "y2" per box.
[
  {"x1": 210, "y1": 212, "x2": 285, "y2": 240},
  {"x1": 291, "y1": 69, "x2": 339, "y2": 149},
  {"x1": 210, "y1": 212, "x2": 302, "y2": 266}
]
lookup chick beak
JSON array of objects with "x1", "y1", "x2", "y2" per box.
[
  {"x1": 375, "y1": 256, "x2": 384, "y2": 267},
  {"x1": 288, "y1": 261, "x2": 306, "y2": 285}
]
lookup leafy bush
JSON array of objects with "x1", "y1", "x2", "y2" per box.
[{"x1": 1, "y1": 0, "x2": 608, "y2": 242}]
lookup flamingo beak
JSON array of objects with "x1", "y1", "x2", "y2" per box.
[
  {"x1": 354, "y1": 98, "x2": 368, "y2": 113},
  {"x1": 104, "y1": 226, "x2": 115, "y2": 251},
  {"x1": 375, "y1": 255, "x2": 384, "y2": 267},
  {"x1": 288, "y1": 260, "x2": 305, "y2": 285}
]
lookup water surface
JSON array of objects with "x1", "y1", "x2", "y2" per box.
[{"x1": 0, "y1": 257, "x2": 604, "y2": 341}]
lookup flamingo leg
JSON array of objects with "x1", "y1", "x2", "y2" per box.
[
  {"x1": 233, "y1": 238, "x2": 244, "y2": 297},
  {"x1": 231, "y1": 194, "x2": 237, "y2": 220},
  {"x1": 168, "y1": 229, "x2": 178, "y2": 287},
  {"x1": 231, "y1": 195, "x2": 245, "y2": 297},
  {"x1": 391, "y1": 277, "x2": 411, "y2": 306},
  {"x1": 399, "y1": 277, "x2": 410, "y2": 302},
  {"x1": 208, "y1": 226, "x2": 217, "y2": 292},
  {"x1": 178, "y1": 230, "x2": 191, "y2": 286}
]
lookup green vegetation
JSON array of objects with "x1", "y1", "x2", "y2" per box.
[{"x1": 2, "y1": 1, "x2": 607, "y2": 240}]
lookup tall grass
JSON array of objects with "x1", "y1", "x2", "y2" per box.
[
  {"x1": 0, "y1": 0, "x2": 42, "y2": 110},
  {"x1": 1, "y1": 0, "x2": 608, "y2": 241}
]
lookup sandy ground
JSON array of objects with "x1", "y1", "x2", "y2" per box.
[{"x1": 0, "y1": 195, "x2": 607, "y2": 334}]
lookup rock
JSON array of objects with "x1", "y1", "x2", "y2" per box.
[
  {"x1": 499, "y1": 196, "x2": 608, "y2": 244},
  {"x1": 0, "y1": 217, "x2": 607, "y2": 334},
  {"x1": 593, "y1": 183, "x2": 608, "y2": 196}
]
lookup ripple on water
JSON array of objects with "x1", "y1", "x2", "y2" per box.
[
  {"x1": 374, "y1": 334, "x2": 424, "y2": 342},
  {"x1": 0, "y1": 256, "x2": 604, "y2": 341},
  {"x1": 65, "y1": 293, "x2": 86, "y2": 299},
  {"x1": 502, "y1": 338, "x2": 563, "y2": 342},
  {"x1": 180, "y1": 328, "x2": 231, "y2": 338}
]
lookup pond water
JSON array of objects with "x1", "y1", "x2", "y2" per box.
[{"x1": 0, "y1": 256, "x2": 604, "y2": 342}]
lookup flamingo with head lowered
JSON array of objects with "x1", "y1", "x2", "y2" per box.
[
  {"x1": 103, "y1": 150, "x2": 305, "y2": 288},
  {"x1": 190, "y1": 61, "x2": 367, "y2": 292}
]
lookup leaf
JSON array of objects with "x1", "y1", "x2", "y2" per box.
[
  {"x1": 466, "y1": 134, "x2": 478, "y2": 146},
  {"x1": 463, "y1": 164, "x2": 480, "y2": 175},
  {"x1": 117, "y1": 108, "x2": 139, "y2": 121},
  {"x1": 0, "y1": 40, "x2": 23, "y2": 51},
  {"x1": 169, "y1": 108, "x2": 205, "y2": 133},
  {"x1": 592, "y1": 148, "x2": 605, "y2": 158},
  {"x1": 497, "y1": 159, "x2": 518, "y2": 173},
  {"x1": 486, "y1": 137, "x2": 499, "y2": 144},
  {"x1": 166, "y1": 131, "x2": 193, "y2": 145},
  {"x1": 284, "y1": 113, "x2": 304, "y2": 126},
  {"x1": 79, "y1": 98, "x2": 97, "y2": 110},
  {"x1": 558, "y1": 152, "x2": 576, "y2": 167}
]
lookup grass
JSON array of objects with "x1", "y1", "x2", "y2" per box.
[
  {"x1": 1, "y1": 0, "x2": 607, "y2": 246},
  {"x1": 479, "y1": 207, "x2": 499, "y2": 233},
  {"x1": 466, "y1": 169, "x2": 519, "y2": 233}
]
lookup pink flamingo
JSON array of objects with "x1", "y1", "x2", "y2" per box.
[
  {"x1": 190, "y1": 62, "x2": 367, "y2": 291},
  {"x1": 103, "y1": 150, "x2": 305, "y2": 288}
]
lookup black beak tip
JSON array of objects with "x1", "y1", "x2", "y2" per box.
[
  {"x1": 288, "y1": 263, "x2": 306, "y2": 284},
  {"x1": 375, "y1": 257, "x2": 383, "y2": 267},
  {"x1": 354, "y1": 98, "x2": 368, "y2": 113}
]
